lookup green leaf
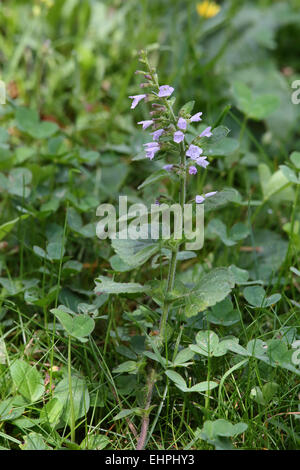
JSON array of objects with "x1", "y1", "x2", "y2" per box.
[
  {"x1": 19, "y1": 432, "x2": 52, "y2": 450},
  {"x1": 205, "y1": 137, "x2": 239, "y2": 157},
  {"x1": 179, "y1": 100, "x2": 195, "y2": 115},
  {"x1": 243, "y1": 286, "x2": 281, "y2": 308},
  {"x1": 207, "y1": 220, "x2": 249, "y2": 247},
  {"x1": 40, "y1": 398, "x2": 63, "y2": 428},
  {"x1": 190, "y1": 331, "x2": 220, "y2": 357},
  {"x1": 94, "y1": 276, "x2": 150, "y2": 295},
  {"x1": 279, "y1": 165, "x2": 299, "y2": 184},
  {"x1": 138, "y1": 169, "x2": 172, "y2": 190},
  {"x1": 51, "y1": 308, "x2": 95, "y2": 340},
  {"x1": 16, "y1": 107, "x2": 58, "y2": 139},
  {"x1": 233, "y1": 81, "x2": 279, "y2": 120},
  {"x1": 46, "y1": 241, "x2": 65, "y2": 260},
  {"x1": 0, "y1": 215, "x2": 29, "y2": 241},
  {"x1": 111, "y1": 237, "x2": 159, "y2": 269},
  {"x1": 228, "y1": 265, "x2": 249, "y2": 284},
  {"x1": 205, "y1": 419, "x2": 248, "y2": 438},
  {"x1": 290, "y1": 151, "x2": 300, "y2": 169},
  {"x1": 165, "y1": 370, "x2": 188, "y2": 392},
  {"x1": 113, "y1": 409, "x2": 136, "y2": 421},
  {"x1": 181, "y1": 268, "x2": 236, "y2": 317},
  {"x1": 10, "y1": 360, "x2": 44, "y2": 402},
  {"x1": 258, "y1": 163, "x2": 294, "y2": 202},
  {"x1": 189, "y1": 381, "x2": 219, "y2": 393},
  {"x1": 191, "y1": 331, "x2": 232, "y2": 358},
  {"x1": 173, "y1": 348, "x2": 195, "y2": 366},
  {"x1": 109, "y1": 254, "x2": 134, "y2": 272},
  {"x1": 53, "y1": 376, "x2": 90, "y2": 426},
  {"x1": 8, "y1": 168, "x2": 32, "y2": 197},
  {"x1": 113, "y1": 361, "x2": 138, "y2": 374},
  {"x1": 207, "y1": 297, "x2": 240, "y2": 326},
  {"x1": 206, "y1": 219, "x2": 236, "y2": 246},
  {"x1": 80, "y1": 434, "x2": 110, "y2": 450},
  {"x1": 0, "y1": 396, "x2": 25, "y2": 421}
]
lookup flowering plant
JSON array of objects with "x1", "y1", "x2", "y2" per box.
[
  {"x1": 95, "y1": 50, "x2": 247, "y2": 450},
  {"x1": 128, "y1": 50, "x2": 219, "y2": 448}
]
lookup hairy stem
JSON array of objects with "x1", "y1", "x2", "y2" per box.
[
  {"x1": 68, "y1": 335, "x2": 76, "y2": 442},
  {"x1": 136, "y1": 368, "x2": 156, "y2": 450}
]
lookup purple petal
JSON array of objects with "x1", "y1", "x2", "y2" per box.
[
  {"x1": 158, "y1": 85, "x2": 174, "y2": 98},
  {"x1": 173, "y1": 130, "x2": 184, "y2": 143},
  {"x1": 178, "y1": 117, "x2": 187, "y2": 130},
  {"x1": 190, "y1": 112, "x2": 203, "y2": 122},
  {"x1": 196, "y1": 156, "x2": 209, "y2": 168},
  {"x1": 144, "y1": 141, "x2": 160, "y2": 148},
  {"x1": 186, "y1": 144, "x2": 203, "y2": 159},
  {"x1": 145, "y1": 143, "x2": 160, "y2": 160},
  {"x1": 151, "y1": 128, "x2": 164, "y2": 141},
  {"x1": 204, "y1": 191, "x2": 217, "y2": 198},
  {"x1": 163, "y1": 164, "x2": 173, "y2": 171},
  {"x1": 137, "y1": 120, "x2": 154, "y2": 130},
  {"x1": 200, "y1": 126, "x2": 213, "y2": 138},
  {"x1": 195, "y1": 195, "x2": 205, "y2": 204},
  {"x1": 189, "y1": 166, "x2": 198, "y2": 175},
  {"x1": 129, "y1": 94, "x2": 147, "y2": 109}
]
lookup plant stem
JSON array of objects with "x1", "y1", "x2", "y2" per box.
[
  {"x1": 136, "y1": 368, "x2": 156, "y2": 450},
  {"x1": 136, "y1": 52, "x2": 187, "y2": 450},
  {"x1": 68, "y1": 335, "x2": 76, "y2": 443}
]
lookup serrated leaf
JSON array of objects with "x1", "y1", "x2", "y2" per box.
[
  {"x1": 180, "y1": 100, "x2": 195, "y2": 115},
  {"x1": 181, "y1": 268, "x2": 236, "y2": 317},
  {"x1": 111, "y1": 237, "x2": 159, "y2": 268},
  {"x1": 94, "y1": 276, "x2": 150, "y2": 295}
]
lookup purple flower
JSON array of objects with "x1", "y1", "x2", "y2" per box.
[
  {"x1": 129, "y1": 94, "x2": 147, "y2": 109},
  {"x1": 163, "y1": 164, "x2": 173, "y2": 171},
  {"x1": 145, "y1": 149, "x2": 159, "y2": 160},
  {"x1": 196, "y1": 156, "x2": 209, "y2": 168},
  {"x1": 151, "y1": 128, "x2": 164, "y2": 141},
  {"x1": 144, "y1": 142, "x2": 160, "y2": 160},
  {"x1": 189, "y1": 166, "x2": 198, "y2": 175},
  {"x1": 195, "y1": 192, "x2": 217, "y2": 204},
  {"x1": 200, "y1": 126, "x2": 213, "y2": 138},
  {"x1": 173, "y1": 130, "x2": 184, "y2": 143},
  {"x1": 195, "y1": 195, "x2": 205, "y2": 204},
  {"x1": 186, "y1": 144, "x2": 203, "y2": 159},
  {"x1": 158, "y1": 85, "x2": 174, "y2": 98},
  {"x1": 204, "y1": 191, "x2": 217, "y2": 198},
  {"x1": 137, "y1": 120, "x2": 154, "y2": 130},
  {"x1": 178, "y1": 117, "x2": 187, "y2": 130},
  {"x1": 190, "y1": 112, "x2": 203, "y2": 122}
]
